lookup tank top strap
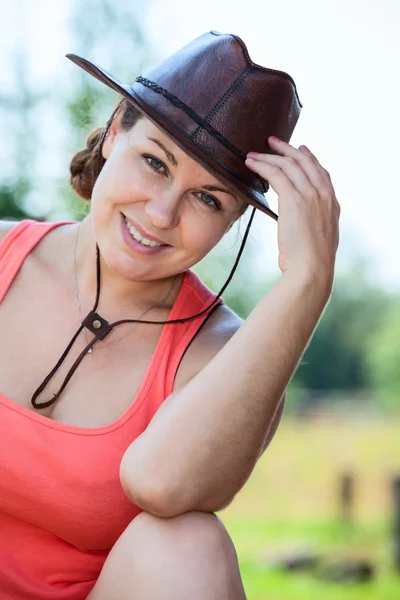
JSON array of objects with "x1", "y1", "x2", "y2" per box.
[
  {"x1": 150, "y1": 269, "x2": 223, "y2": 399},
  {"x1": 0, "y1": 219, "x2": 75, "y2": 303}
]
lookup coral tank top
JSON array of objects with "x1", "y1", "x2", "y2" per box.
[{"x1": 0, "y1": 219, "x2": 221, "y2": 599}]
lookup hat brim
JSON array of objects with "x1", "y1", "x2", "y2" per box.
[{"x1": 66, "y1": 54, "x2": 278, "y2": 221}]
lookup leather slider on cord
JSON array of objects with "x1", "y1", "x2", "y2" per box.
[{"x1": 82, "y1": 310, "x2": 113, "y2": 340}]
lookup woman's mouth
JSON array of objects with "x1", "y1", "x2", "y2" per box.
[{"x1": 120, "y1": 213, "x2": 170, "y2": 255}]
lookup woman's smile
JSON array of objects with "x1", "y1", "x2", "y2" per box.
[{"x1": 119, "y1": 212, "x2": 172, "y2": 256}]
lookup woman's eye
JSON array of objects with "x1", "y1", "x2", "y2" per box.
[
  {"x1": 197, "y1": 192, "x2": 221, "y2": 210},
  {"x1": 144, "y1": 155, "x2": 167, "y2": 174}
]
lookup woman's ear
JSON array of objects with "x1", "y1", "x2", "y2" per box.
[{"x1": 101, "y1": 106, "x2": 124, "y2": 160}]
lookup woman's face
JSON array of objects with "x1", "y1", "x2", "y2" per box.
[{"x1": 90, "y1": 113, "x2": 246, "y2": 282}]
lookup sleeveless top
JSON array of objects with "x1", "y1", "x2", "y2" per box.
[{"x1": 0, "y1": 219, "x2": 222, "y2": 599}]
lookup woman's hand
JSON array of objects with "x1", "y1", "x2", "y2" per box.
[{"x1": 245, "y1": 137, "x2": 340, "y2": 287}]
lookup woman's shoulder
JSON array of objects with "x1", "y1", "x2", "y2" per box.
[
  {"x1": 173, "y1": 299, "x2": 243, "y2": 391},
  {"x1": 183, "y1": 269, "x2": 243, "y2": 342},
  {"x1": 202, "y1": 302, "x2": 243, "y2": 340},
  {"x1": 184, "y1": 269, "x2": 244, "y2": 350}
]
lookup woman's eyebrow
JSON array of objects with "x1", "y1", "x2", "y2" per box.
[
  {"x1": 147, "y1": 137, "x2": 178, "y2": 167},
  {"x1": 146, "y1": 136, "x2": 240, "y2": 205}
]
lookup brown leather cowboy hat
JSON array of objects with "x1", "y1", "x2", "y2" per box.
[{"x1": 66, "y1": 30, "x2": 302, "y2": 221}]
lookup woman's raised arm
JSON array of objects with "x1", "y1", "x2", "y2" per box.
[{"x1": 120, "y1": 138, "x2": 340, "y2": 517}]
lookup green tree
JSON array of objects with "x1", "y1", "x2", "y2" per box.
[
  {"x1": 365, "y1": 297, "x2": 400, "y2": 409},
  {"x1": 294, "y1": 261, "x2": 391, "y2": 392},
  {"x1": 0, "y1": 41, "x2": 44, "y2": 221}
]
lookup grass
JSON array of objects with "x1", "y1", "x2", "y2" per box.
[
  {"x1": 216, "y1": 414, "x2": 400, "y2": 599},
  {"x1": 235, "y1": 563, "x2": 399, "y2": 600},
  {"x1": 221, "y1": 517, "x2": 398, "y2": 599}
]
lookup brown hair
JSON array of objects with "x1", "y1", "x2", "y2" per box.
[{"x1": 69, "y1": 98, "x2": 142, "y2": 201}]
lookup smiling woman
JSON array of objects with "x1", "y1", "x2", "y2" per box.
[{"x1": 0, "y1": 30, "x2": 340, "y2": 600}]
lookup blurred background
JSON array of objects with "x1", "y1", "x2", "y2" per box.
[{"x1": 1, "y1": 0, "x2": 399, "y2": 597}]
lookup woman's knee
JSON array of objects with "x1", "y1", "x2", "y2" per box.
[
  {"x1": 125, "y1": 509, "x2": 237, "y2": 559},
  {"x1": 86, "y1": 511, "x2": 244, "y2": 599}
]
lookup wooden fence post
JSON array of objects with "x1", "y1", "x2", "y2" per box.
[{"x1": 339, "y1": 472, "x2": 354, "y2": 526}]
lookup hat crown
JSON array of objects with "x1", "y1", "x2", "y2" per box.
[{"x1": 144, "y1": 33, "x2": 248, "y2": 118}]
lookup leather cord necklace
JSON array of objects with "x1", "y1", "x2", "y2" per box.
[{"x1": 30, "y1": 207, "x2": 255, "y2": 410}]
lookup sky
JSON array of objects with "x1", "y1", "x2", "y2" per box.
[{"x1": 1, "y1": 0, "x2": 399, "y2": 291}]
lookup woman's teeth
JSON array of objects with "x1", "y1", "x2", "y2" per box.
[{"x1": 124, "y1": 216, "x2": 163, "y2": 247}]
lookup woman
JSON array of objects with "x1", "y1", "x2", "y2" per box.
[{"x1": 0, "y1": 31, "x2": 340, "y2": 599}]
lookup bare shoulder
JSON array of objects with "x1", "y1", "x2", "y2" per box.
[
  {"x1": 197, "y1": 302, "x2": 243, "y2": 346},
  {"x1": 173, "y1": 302, "x2": 243, "y2": 390},
  {"x1": 0, "y1": 220, "x2": 21, "y2": 243}
]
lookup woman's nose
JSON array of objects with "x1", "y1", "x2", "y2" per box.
[{"x1": 144, "y1": 193, "x2": 181, "y2": 230}]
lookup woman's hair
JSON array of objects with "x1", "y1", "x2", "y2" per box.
[{"x1": 69, "y1": 98, "x2": 142, "y2": 201}]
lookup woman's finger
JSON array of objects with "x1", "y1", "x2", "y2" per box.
[
  {"x1": 245, "y1": 156, "x2": 303, "y2": 208},
  {"x1": 249, "y1": 138, "x2": 329, "y2": 194},
  {"x1": 297, "y1": 144, "x2": 332, "y2": 181},
  {"x1": 269, "y1": 136, "x2": 324, "y2": 165},
  {"x1": 246, "y1": 153, "x2": 320, "y2": 200}
]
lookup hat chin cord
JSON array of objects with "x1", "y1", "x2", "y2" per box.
[{"x1": 30, "y1": 115, "x2": 257, "y2": 410}]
